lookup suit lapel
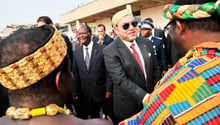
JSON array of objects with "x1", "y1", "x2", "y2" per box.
[
  {"x1": 103, "y1": 35, "x2": 107, "y2": 45},
  {"x1": 116, "y1": 38, "x2": 145, "y2": 79},
  {"x1": 78, "y1": 46, "x2": 88, "y2": 72},
  {"x1": 136, "y1": 38, "x2": 150, "y2": 79},
  {"x1": 88, "y1": 42, "x2": 98, "y2": 71},
  {"x1": 116, "y1": 38, "x2": 133, "y2": 62}
]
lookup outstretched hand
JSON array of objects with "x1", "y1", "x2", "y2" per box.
[
  {"x1": 72, "y1": 93, "x2": 78, "y2": 100},
  {"x1": 105, "y1": 92, "x2": 112, "y2": 98}
]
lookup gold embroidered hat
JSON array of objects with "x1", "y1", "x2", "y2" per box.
[
  {"x1": 112, "y1": 9, "x2": 133, "y2": 27},
  {"x1": 0, "y1": 26, "x2": 67, "y2": 90}
]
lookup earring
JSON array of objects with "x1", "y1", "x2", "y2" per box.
[{"x1": 55, "y1": 71, "x2": 62, "y2": 91}]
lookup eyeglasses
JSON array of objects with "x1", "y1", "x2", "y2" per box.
[
  {"x1": 122, "y1": 21, "x2": 138, "y2": 30},
  {"x1": 164, "y1": 20, "x2": 175, "y2": 32}
]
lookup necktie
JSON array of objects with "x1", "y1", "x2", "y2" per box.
[
  {"x1": 130, "y1": 44, "x2": 144, "y2": 75},
  {"x1": 85, "y1": 47, "x2": 90, "y2": 70},
  {"x1": 98, "y1": 37, "x2": 103, "y2": 44}
]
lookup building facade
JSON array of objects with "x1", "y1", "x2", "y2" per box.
[{"x1": 61, "y1": 0, "x2": 174, "y2": 34}]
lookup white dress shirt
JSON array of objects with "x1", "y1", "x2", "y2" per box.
[{"x1": 83, "y1": 41, "x2": 93, "y2": 61}]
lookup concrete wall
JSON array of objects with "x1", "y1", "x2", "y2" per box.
[
  {"x1": 92, "y1": 5, "x2": 169, "y2": 34},
  {"x1": 62, "y1": 0, "x2": 140, "y2": 24},
  {"x1": 69, "y1": 4, "x2": 170, "y2": 35},
  {"x1": 141, "y1": 5, "x2": 169, "y2": 29},
  {"x1": 94, "y1": 17, "x2": 112, "y2": 35}
]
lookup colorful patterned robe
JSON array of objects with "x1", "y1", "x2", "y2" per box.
[{"x1": 120, "y1": 42, "x2": 220, "y2": 125}]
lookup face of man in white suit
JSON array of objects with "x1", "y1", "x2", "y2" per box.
[{"x1": 114, "y1": 15, "x2": 138, "y2": 42}]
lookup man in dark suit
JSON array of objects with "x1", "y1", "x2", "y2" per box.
[
  {"x1": 120, "y1": 0, "x2": 220, "y2": 124},
  {"x1": 140, "y1": 20, "x2": 168, "y2": 76},
  {"x1": 93, "y1": 24, "x2": 113, "y2": 46},
  {"x1": 72, "y1": 25, "x2": 113, "y2": 120},
  {"x1": 103, "y1": 9, "x2": 160, "y2": 123}
]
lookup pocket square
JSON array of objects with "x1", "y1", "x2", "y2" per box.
[{"x1": 148, "y1": 53, "x2": 151, "y2": 57}]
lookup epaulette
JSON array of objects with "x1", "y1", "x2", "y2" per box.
[{"x1": 152, "y1": 36, "x2": 162, "y2": 40}]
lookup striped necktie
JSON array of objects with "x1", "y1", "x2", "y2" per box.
[{"x1": 85, "y1": 47, "x2": 90, "y2": 70}]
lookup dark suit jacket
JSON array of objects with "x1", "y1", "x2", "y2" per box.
[
  {"x1": 153, "y1": 28, "x2": 166, "y2": 42},
  {"x1": 93, "y1": 34, "x2": 113, "y2": 46},
  {"x1": 103, "y1": 37, "x2": 160, "y2": 119},
  {"x1": 73, "y1": 42, "x2": 112, "y2": 103}
]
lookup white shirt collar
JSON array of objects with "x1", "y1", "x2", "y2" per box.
[
  {"x1": 148, "y1": 35, "x2": 152, "y2": 41},
  {"x1": 83, "y1": 41, "x2": 93, "y2": 59},
  {"x1": 83, "y1": 40, "x2": 93, "y2": 50},
  {"x1": 122, "y1": 39, "x2": 137, "y2": 49}
]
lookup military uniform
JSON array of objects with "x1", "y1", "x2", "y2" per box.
[{"x1": 149, "y1": 36, "x2": 167, "y2": 75}]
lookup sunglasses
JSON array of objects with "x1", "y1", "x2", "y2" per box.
[
  {"x1": 164, "y1": 20, "x2": 175, "y2": 32},
  {"x1": 122, "y1": 21, "x2": 138, "y2": 30}
]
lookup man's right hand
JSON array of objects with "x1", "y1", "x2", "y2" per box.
[
  {"x1": 72, "y1": 93, "x2": 78, "y2": 100},
  {"x1": 105, "y1": 92, "x2": 112, "y2": 98}
]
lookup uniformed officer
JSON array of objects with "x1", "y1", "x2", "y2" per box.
[{"x1": 140, "y1": 20, "x2": 168, "y2": 76}]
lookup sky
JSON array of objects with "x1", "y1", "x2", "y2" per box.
[{"x1": 0, "y1": 0, "x2": 91, "y2": 31}]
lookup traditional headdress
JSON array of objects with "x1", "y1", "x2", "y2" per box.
[
  {"x1": 112, "y1": 9, "x2": 133, "y2": 27},
  {"x1": 163, "y1": 0, "x2": 220, "y2": 20},
  {"x1": 0, "y1": 27, "x2": 67, "y2": 90}
]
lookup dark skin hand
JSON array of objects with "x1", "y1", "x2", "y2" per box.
[
  {"x1": 105, "y1": 92, "x2": 112, "y2": 98},
  {"x1": 73, "y1": 92, "x2": 112, "y2": 100},
  {"x1": 72, "y1": 93, "x2": 78, "y2": 100}
]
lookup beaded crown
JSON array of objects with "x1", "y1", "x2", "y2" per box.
[
  {"x1": 0, "y1": 27, "x2": 67, "y2": 90},
  {"x1": 163, "y1": 0, "x2": 220, "y2": 20}
]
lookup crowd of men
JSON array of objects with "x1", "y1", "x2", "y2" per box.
[
  {"x1": 69, "y1": 10, "x2": 178, "y2": 124},
  {"x1": 0, "y1": 0, "x2": 219, "y2": 124}
]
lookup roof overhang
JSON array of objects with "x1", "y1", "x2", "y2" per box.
[{"x1": 61, "y1": 0, "x2": 173, "y2": 24}]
